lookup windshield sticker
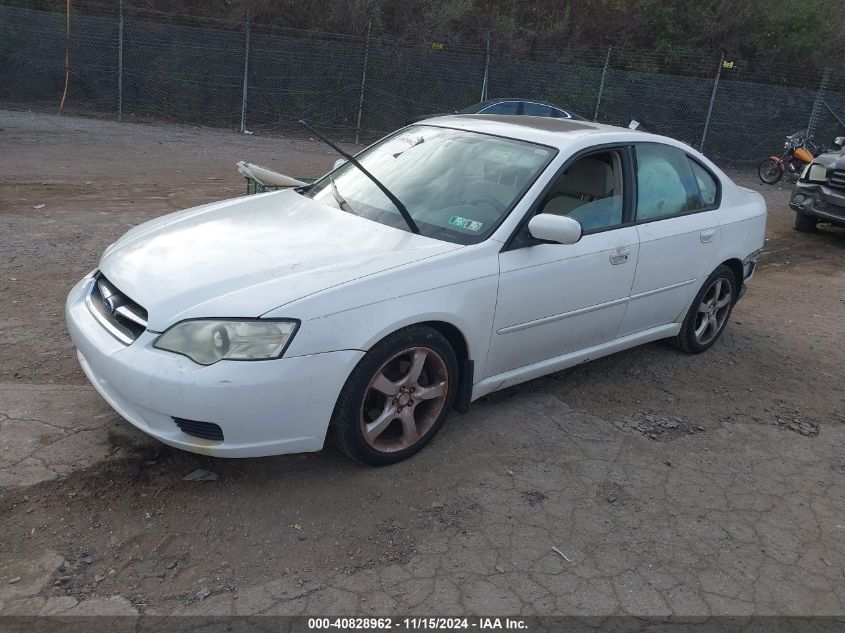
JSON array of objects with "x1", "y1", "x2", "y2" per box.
[
  {"x1": 382, "y1": 134, "x2": 425, "y2": 158},
  {"x1": 449, "y1": 216, "x2": 484, "y2": 232}
]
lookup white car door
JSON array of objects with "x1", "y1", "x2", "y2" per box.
[
  {"x1": 484, "y1": 148, "x2": 639, "y2": 378},
  {"x1": 618, "y1": 143, "x2": 722, "y2": 337}
]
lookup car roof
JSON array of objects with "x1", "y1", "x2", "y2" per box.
[
  {"x1": 416, "y1": 114, "x2": 649, "y2": 150},
  {"x1": 407, "y1": 114, "x2": 732, "y2": 190}
]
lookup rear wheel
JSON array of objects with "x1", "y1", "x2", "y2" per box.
[
  {"x1": 757, "y1": 158, "x2": 783, "y2": 184},
  {"x1": 330, "y1": 325, "x2": 458, "y2": 466},
  {"x1": 793, "y1": 212, "x2": 818, "y2": 232},
  {"x1": 674, "y1": 265, "x2": 736, "y2": 354}
]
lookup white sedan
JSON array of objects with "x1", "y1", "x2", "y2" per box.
[{"x1": 66, "y1": 116, "x2": 766, "y2": 465}]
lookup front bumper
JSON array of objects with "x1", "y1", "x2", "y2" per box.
[
  {"x1": 66, "y1": 274, "x2": 364, "y2": 458},
  {"x1": 789, "y1": 181, "x2": 845, "y2": 225}
]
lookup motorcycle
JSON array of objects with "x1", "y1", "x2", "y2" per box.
[{"x1": 757, "y1": 131, "x2": 818, "y2": 184}]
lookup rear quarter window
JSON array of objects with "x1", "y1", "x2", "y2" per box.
[{"x1": 689, "y1": 159, "x2": 718, "y2": 206}]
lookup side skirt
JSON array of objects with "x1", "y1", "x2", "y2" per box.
[{"x1": 471, "y1": 323, "x2": 681, "y2": 401}]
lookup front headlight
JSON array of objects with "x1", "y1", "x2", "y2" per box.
[
  {"x1": 806, "y1": 163, "x2": 828, "y2": 183},
  {"x1": 154, "y1": 319, "x2": 299, "y2": 365}
]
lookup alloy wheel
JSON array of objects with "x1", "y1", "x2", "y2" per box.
[
  {"x1": 694, "y1": 278, "x2": 732, "y2": 345},
  {"x1": 359, "y1": 347, "x2": 449, "y2": 453}
]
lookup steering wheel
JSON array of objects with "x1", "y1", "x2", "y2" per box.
[{"x1": 468, "y1": 196, "x2": 506, "y2": 213}]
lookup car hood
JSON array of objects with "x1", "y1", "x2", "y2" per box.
[
  {"x1": 812, "y1": 150, "x2": 845, "y2": 169},
  {"x1": 99, "y1": 190, "x2": 461, "y2": 331}
]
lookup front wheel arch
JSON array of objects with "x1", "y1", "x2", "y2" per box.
[
  {"x1": 355, "y1": 318, "x2": 474, "y2": 413},
  {"x1": 421, "y1": 320, "x2": 468, "y2": 368},
  {"x1": 420, "y1": 321, "x2": 473, "y2": 412},
  {"x1": 330, "y1": 323, "x2": 461, "y2": 465}
]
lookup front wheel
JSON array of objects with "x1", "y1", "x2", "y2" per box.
[
  {"x1": 674, "y1": 265, "x2": 736, "y2": 354},
  {"x1": 330, "y1": 325, "x2": 459, "y2": 465},
  {"x1": 757, "y1": 158, "x2": 783, "y2": 184},
  {"x1": 794, "y1": 212, "x2": 818, "y2": 232}
]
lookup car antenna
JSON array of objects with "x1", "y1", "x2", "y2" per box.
[{"x1": 299, "y1": 120, "x2": 421, "y2": 235}]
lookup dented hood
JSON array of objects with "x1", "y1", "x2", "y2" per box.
[{"x1": 99, "y1": 190, "x2": 460, "y2": 331}]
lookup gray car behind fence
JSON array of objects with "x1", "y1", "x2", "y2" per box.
[{"x1": 1, "y1": 2, "x2": 843, "y2": 164}]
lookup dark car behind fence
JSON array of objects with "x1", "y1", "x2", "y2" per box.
[{"x1": 1, "y1": 3, "x2": 843, "y2": 164}]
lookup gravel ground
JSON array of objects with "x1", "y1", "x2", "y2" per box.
[{"x1": 1, "y1": 110, "x2": 844, "y2": 618}]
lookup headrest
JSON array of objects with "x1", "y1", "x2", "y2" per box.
[{"x1": 554, "y1": 158, "x2": 613, "y2": 198}]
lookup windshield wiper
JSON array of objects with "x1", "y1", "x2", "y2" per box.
[
  {"x1": 299, "y1": 120, "x2": 421, "y2": 235},
  {"x1": 329, "y1": 177, "x2": 353, "y2": 213}
]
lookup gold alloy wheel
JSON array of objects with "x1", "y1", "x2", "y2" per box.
[{"x1": 359, "y1": 346, "x2": 449, "y2": 453}]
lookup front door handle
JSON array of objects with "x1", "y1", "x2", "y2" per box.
[
  {"x1": 700, "y1": 228, "x2": 716, "y2": 243},
  {"x1": 609, "y1": 246, "x2": 630, "y2": 265}
]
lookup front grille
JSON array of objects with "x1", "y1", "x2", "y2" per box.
[
  {"x1": 173, "y1": 418, "x2": 225, "y2": 441},
  {"x1": 829, "y1": 169, "x2": 845, "y2": 191},
  {"x1": 85, "y1": 272, "x2": 148, "y2": 344}
]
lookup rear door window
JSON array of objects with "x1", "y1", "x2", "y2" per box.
[{"x1": 634, "y1": 144, "x2": 702, "y2": 221}]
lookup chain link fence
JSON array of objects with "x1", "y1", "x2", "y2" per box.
[{"x1": 1, "y1": 2, "x2": 843, "y2": 164}]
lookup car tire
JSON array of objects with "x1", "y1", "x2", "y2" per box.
[
  {"x1": 330, "y1": 325, "x2": 459, "y2": 466},
  {"x1": 793, "y1": 212, "x2": 818, "y2": 232},
  {"x1": 673, "y1": 265, "x2": 737, "y2": 354}
]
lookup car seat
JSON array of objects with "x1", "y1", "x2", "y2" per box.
[
  {"x1": 542, "y1": 158, "x2": 613, "y2": 216},
  {"x1": 541, "y1": 158, "x2": 622, "y2": 229}
]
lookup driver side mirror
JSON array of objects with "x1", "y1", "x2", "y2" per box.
[{"x1": 527, "y1": 214, "x2": 582, "y2": 245}]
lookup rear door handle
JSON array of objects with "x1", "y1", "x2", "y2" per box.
[
  {"x1": 700, "y1": 228, "x2": 716, "y2": 243},
  {"x1": 609, "y1": 246, "x2": 630, "y2": 265}
]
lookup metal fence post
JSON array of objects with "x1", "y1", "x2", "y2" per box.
[
  {"x1": 807, "y1": 67, "x2": 830, "y2": 138},
  {"x1": 480, "y1": 31, "x2": 490, "y2": 101},
  {"x1": 699, "y1": 54, "x2": 724, "y2": 153},
  {"x1": 354, "y1": 18, "x2": 372, "y2": 145},
  {"x1": 239, "y1": 8, "x2": 251, "y2": 133},
  {"x1": 117, "y1": 0, "x2": 123, "y2": 122},
  {"x1": 823, "y1": 100, "x2": 844, "y2": 129},
  {"x1": 593, "y1": 45, "x2": 611, "y2": 121}
]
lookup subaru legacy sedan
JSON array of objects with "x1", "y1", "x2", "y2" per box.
[{"x1": 66, "y1": 116, "x2": 767, "y2": 465}]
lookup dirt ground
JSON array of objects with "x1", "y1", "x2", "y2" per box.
[{"x1": 1, "y1": 110, "x2": 844, "y2": 618}]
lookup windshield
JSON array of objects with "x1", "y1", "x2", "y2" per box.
[{"x1": 303, "y1": 125, "x2": 556, "y2": 244}]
